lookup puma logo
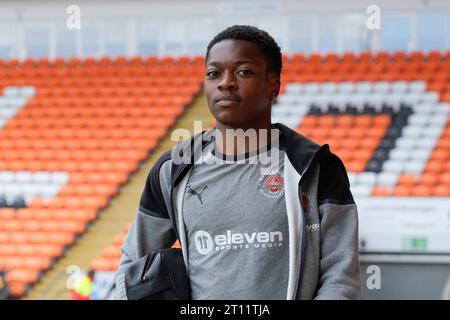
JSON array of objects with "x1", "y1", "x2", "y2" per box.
[{"x1": 187, "y1": 185, "x2": 207, "y2": 205}]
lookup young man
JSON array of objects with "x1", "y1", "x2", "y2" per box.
[{"x1": 115, "y1": 25, "x2": 361, "y2": 300}]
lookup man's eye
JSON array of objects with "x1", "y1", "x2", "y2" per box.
[
  {"x1": 237, "y1": 70, "x2": 252, "y2": 76},
  {"x1": 206, "y1": 71, "x2": 219, "y2": 77}
]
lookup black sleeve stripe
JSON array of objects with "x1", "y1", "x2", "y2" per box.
[
  {"x1": 139, "y1": 150, "x2": 172, "y2": 218},
  {"x1": 317, "y1": 152, "x2": 355, "y2": 206},
  {"x1": 138, "y1": 206, "x2": 170, "y2": 219},
  {"x1": 318, "y1": 199, "x2": 356, "y2": 206}
]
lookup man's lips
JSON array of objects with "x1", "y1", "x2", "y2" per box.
[{"x1": 214, "y1": 95, "x2": 242, "y2": 107}]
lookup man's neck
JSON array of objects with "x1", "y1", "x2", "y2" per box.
[{"x1": 214, "y1": 121, "x2": 275, "y2": 156}]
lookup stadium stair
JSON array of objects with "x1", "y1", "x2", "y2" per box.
[{"x1": 23, "y1": 93, "x2": 212, "y2": 300}]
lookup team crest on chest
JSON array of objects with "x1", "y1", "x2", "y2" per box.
[{"x1": 259, "y1": 174, "x2": 284, "y2": 199}]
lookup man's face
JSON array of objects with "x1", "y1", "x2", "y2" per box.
[{"x1": 204, "y1": 39, "x2": 280, "y2": 128}]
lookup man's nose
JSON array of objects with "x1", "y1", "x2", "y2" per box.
[{"x1": 218, "y1": 72, "x2": 237, "y2": 91}]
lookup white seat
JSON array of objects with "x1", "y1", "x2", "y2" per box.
[
  {"x1": 21, "y1": 184, "x2": 41, "y2": 197},
  {"x1": 285, "y1": 83, "x2": 303, "y2": 93},
  {"x1": 395, "y1": 137, "x2": 416, "y2": 149},
  {"x1": 402, "y1": 93, "x2": 421, "y2": 105},
  {"x1": 32, "y1": 171, "x2": 51, "y2": 184},
  {"x1": 337, "y1": 82, "x2": 354, "y2": 93},
  {"x1": 376, "y1": 172, "x2": 400, "y2": 187},
  {"x1": 320, "y1": 82, "x2": 337, "y2": 93},
  {"x1": 402, "y1": 126, "x2": 425, "y2": 138},
  {"x1": 349, "y1": 94, "x2": 366, "y2": 110},
  {"x1": 287, "y1": 110, "x2": 308, "y2": 119},
  {"x1": 8, "y1": 97, "x2": 27, "y2": 107},
  {"x1": 413, "y1": 103, "x2": 434, "y2": 115},
  {"x1": 40, "y1": 184, "x2": 61, "y2": 197},
  {"x1": 51, "y1": 172, "x2": 69, "y2": 184},
  {"x1": 0, "y1": 108, "x2": 16, "y2": 117},
  {"x1": 433, "y1": 104, "x2": 450, "y2": 116},
  {"x1": 382, "y1": 160, "x2": 404, "y2": 172},
  {"x1": 369, "y1": 94, "x2": 385, "y2": 110},
  {"x1": 331, "y1": 94, "x2": 349, "y2": 108},
  {"x1": 303, "y1": 83, "x2": 320, "y2": 94},
  {"x1": 0, "y1": 98, "x2": 7, "y2": 107},
  {"x1": 349, "y1": 185, "x2": 372, "y2": 197},
  {"x1": 415, "y1": 138, "x2": 436, "y2": 151},
  {"x1": 0, "y1": 172, "x2": 15, "y2": 183},
  {"x1": 297, "y1": 96, "x2": 313, "y2": 105},
  {"x1": 3, "y1": 86, "x2": 20, "y2": 96},
  {"x1": 313, "y1": 96, "x2": 330, "y2": 108},
  {"x1": 387, "y1": 94, "x2": 404, "y2": 109},
  {"x1": 355, "y1": 82, "x2": 372, "y2": 93},
  {"x1": 408, "y1": 81, "x2": 426, "y2": 93},
  {"x1": 277, "y1": 94, "x2": 298, "y2": 105},
  {"x1": 389, "y1": 149, "x2": 410, "y2": 161},
  {"x1": 403, "y1": 161, "x2": 425, "y2": 174},
  {"x1": 427, "y1": 115, "x2": 447, "y2": 126},
  {"x1": 409, "y1": 150, "x2": 430, "y2": 161},
  {"x1": 271, "y1": 106, "x2": 287, "y2": 116},
  {"x1": 373, "y1": 81, "x2": 390, "y2": 93},
  {"x1": 391, "y1": 81, "x2": 408, "y2": 93},
  {"x1": 408, "y1": 114, "x2": 428, "y2": 126},
  {"x1": 19, "y1": 86, "x2": 36, "y2": 97},
  {"x1": 422, "y1": 126, "x2": 445, "y2": 138},
  {"x1": 14, "y1": 171, "x2": 33, "y2": 183},
  {"x1": 2, "y1": 183, "x2": 22, "y2": 197},
  {"x1": 420, "y1": 92, "x2": 439, "y2": 103},
  {"x1": 356, "y1": 172, "x2": 377, "y2": 186}
]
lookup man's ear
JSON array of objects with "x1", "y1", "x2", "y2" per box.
[{"x1": 270, "y1": 76, "x2": 281, "y2": 99}]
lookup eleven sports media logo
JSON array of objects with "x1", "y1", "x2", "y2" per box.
[{"x1": 194, "y1": 229, "x2": 284, "y2": 255}]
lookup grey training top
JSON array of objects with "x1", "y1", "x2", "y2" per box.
[{"x1": 182, "y1": 142, "x2": 289, "y2": 299}]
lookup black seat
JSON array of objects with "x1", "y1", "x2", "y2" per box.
[{"x1": 10, "y1": 196, "x2": 26, "y2": 209}]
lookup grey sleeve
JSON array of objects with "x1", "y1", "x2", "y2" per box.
[
  {"x1": 114, "y1": 210, "x2": 176, "y2": 300},
  {"x1": 314, "y1": 203, "x2": 362, "y2": 300},
  {"x1": 313, "y1": 152, "x2": 362, "y2": 300},
  {"x1": 114, "y1": 157, "x2": 176, "y2": 300}
]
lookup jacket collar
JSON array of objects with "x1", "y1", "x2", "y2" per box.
[{"x1": 170, "y1": 123, "x2": 330, "y2": 187}]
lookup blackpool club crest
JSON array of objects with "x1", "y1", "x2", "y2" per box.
[{"x1": 259, "y1": 174, "x2": 284, "y2": 199}]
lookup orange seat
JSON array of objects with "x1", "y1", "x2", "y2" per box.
[
  {"x1": 8, "y1": 283, "x2": 27, "y2": 297},
  {"x1": 3, "y1": 257, "x2": 24, "y2": 270},
  {"x1": 90, "y1": 258, "x2": 119, "y2": 272},
  {"x1": 411, "y1": 185, "x2": 433, "y2": 197},
  {"x1": 398, "y1": 174, "x2": 418, "y2": 185},
  {"x1": 433, "y1": 184, "x2": 450, "y2": 196},
  {"x1": 22, "y1": 257, "x2": 53, "y2": 271},
  {"x1": 101, "y1": 245, "x2": 122, "y2": 259},
  {"x1": 372, "y1": 186, "x2": 390, "y2": 197},
  {"x1": 438, "y1": 172, "x2": 450, "y2": 184},
  {"x1": 419, "y1": 173, "x2": 439, "y2": 185},
  {"x1": 5, "y1": 269, "x2": 40, "y2": 284},
  {"x1": 114, "y1": 233, "x2": 127, "y2": 246},
  {"x1": 392, "y1": 185, "x2": 413, "y2": 196}
]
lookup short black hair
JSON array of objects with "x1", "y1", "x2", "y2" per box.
[{"x1": 206, "y1": 25, "x2": 282, "y2": 77}]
